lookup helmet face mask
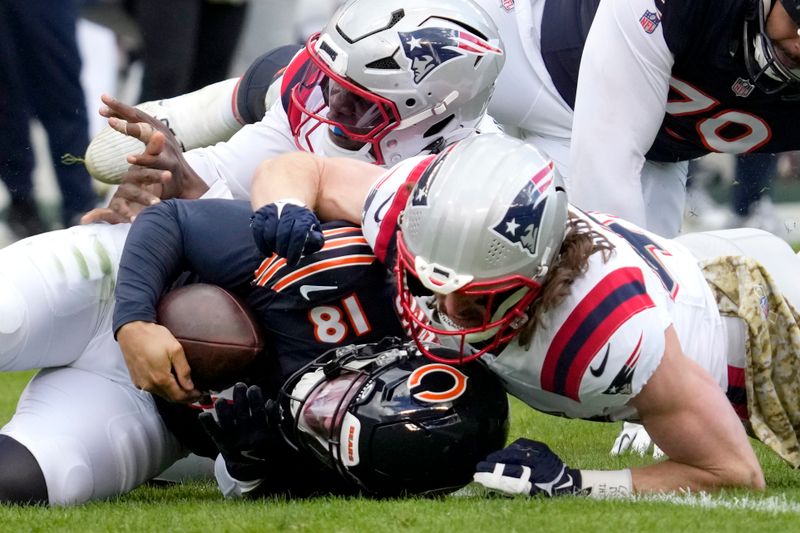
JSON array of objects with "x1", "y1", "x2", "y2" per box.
[
  {"x1": 278, "y1": 339, "x2": 509, "y2": 496},
  {"x1": 395, "y1": 233, "x2": 542, "y2": 364},
  {"x1": 395, "y1": 134, "x2": 569, "y2": 364},
  {"x1": 743, "y1": 0, "x2": 800, "y2": 94},
  {"x1": 288, "y1": 0, "x2": 505, "y2": 165},
  {"x1": 290, "y1": 33, "x2": 402, "y2": 163}
]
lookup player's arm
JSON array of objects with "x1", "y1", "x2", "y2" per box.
[
  {"x1": 114, "y1": 199, "x2": 263, "y2": 402},
  {"x1": 628, "y1": 326, "x2": 765, "y2": 492},
  {"x1": 100, "y1": 94, "x2": 212, "y2": 200},
  {"x1": 84, "y1": 77, "x2": 244, "y2": 187},
  {"x1": 567, "y1": 0, "x2": 674, "y2": 228},
  {"x1": 475, "y1": 326, "x2": 765, "y2": 497},
  {"x1": 250, "y1": 151, "x2": 383, "y2": 223},
  {"x1": 247, "y1": 152, "x2": 384, "y2": 264},
  {"x1": 82, "y1": 46, "x2": 301, "y2": 224}
]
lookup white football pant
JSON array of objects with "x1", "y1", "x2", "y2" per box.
[{"x1": 0, "y1": 224, "x2": 197, "y2": 504}]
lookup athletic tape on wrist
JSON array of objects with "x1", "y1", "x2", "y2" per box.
[
  {"x1": 274, "y1": 198, "x2": 307, "y2": 217},
  {"x1": 579, "y1": 469, "x2": 633, "y2": 499}
]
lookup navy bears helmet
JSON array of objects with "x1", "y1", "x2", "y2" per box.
[{"x1": 277, "y1": 337, "x2": 509, "y2": 496}]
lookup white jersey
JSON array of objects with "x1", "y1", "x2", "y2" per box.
[
  {"x1": 474, "y1": 0, "x2": 574, "y2": 172},
  {"x1": 475, "y1": 0, "x2": 689, "y2": 237},
  {"x1": 567, "y1": 0, "x2": 680, "y2": 235},
  {"x1": 184, "y1": 97, "x2": 299, "y2": 199},
  {"x1": 361, "y1": 158, "x2": 728, "y2": 422},
  {"x1": 485, "y1": 210, "x2": 726, "y2": 420}
]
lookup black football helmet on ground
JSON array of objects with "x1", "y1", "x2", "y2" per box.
[{"x1": 278, "y1": 337, "x2": 509, "y2": 496}]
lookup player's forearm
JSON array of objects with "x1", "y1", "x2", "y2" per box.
[
  {"x1": 631, "y1": 458, "x2": 765, "y2": 493},
  {"x1": 628, "y1": 329, "x2": 765, "y2": 493},
  {"x1": 113, "y1": 203, "x2": 187, "y2": 334},
  {"x1": 251, "y1": 151, "x2": 383, "y2": 226}
]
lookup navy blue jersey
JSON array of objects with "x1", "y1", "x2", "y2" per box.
[
  {"x1": 115, "y1": 199, "x2": 403, "y2": 387},
  {"x1": 542, "y1": 0, "x2": 800, "y2": 162}
]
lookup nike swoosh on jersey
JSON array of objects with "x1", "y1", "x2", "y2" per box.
[
  {"x1": 300, "y1": 284, "x2": 338, "y2": 300},
  {"x1": 589, "y1": 345, "x2": 611, "y2": 377},
  {"x1": 374, "y1": 193, "x2": 395, "y2": 223}
]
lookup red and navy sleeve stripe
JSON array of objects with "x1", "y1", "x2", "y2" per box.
[{"x1": 541, "y1": 267, "x2": 655, "y2": 401}]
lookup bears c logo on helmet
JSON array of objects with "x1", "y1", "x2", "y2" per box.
[{"x1": 407, "y1": 363, "x2": 468, "y2": 403}]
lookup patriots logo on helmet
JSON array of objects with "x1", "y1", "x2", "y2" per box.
[
  {"x1": 399, "y1": 27, "x2": 503, "y2": 84},
  {"x1": 491, "y1": 162, "x2": 554, "y2": 256}
]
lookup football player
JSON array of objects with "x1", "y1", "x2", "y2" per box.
[
  {"x1": 0, "y1": 0, "x2": 506, "y2": 505},
  {"x1": 470, "y1": 0, "x2": 800, "y2": 238},
  {"x1": 248, "y1": 133, "x2": 800, "y2": 495},
  {"x1": 81, "y1": 0, "x2": 504, "y2": 223}
]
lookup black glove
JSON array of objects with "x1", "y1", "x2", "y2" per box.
[
  {"x1": 250, "y1": 201, "x2": 324, "y2": 265},
  {"x1": 198, "y1": 382, "x2": 277, "y2": 481},
  {"x1": 474, "y1": 438, "x2": 582, "y2": 497}
]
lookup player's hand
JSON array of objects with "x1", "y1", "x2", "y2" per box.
[
  {"x1": 610, "y1": 422, "x2": 664, "y2": 459},
  {"x1": 99, "y1": 94, "x2": 208, "y2": 199},
  {"x1": 116, "y1": 320, "x2": 201, "y2": 403},
  {"x1": 250, "y1": 200, "x2": 324, "y2": 265},
  {"x1": 474, "y1": 438, "x2": 582, "y2": 497},
  {"x1": 198, "y1": 383, "x2": 277, "y2": 481},
  {"x1": 80, "y1": 179, "x2": 164, "y2": 225}
]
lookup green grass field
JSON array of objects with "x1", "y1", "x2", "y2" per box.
[{"x1": 0, "y1": 371, "x2": 797, "y2": 532}]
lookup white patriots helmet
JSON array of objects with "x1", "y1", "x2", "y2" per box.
[
  {"x1": 395, "y1": 134, "x2": 569, "y2": 363},
  {"x1": 744, "y1": 0, "x2": 800, "y2": 93},
  {"x1": 288, "y1": 0, "x2": 505, "y2": 165}
]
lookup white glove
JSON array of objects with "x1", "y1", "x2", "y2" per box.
[
  {"x1": 213, "y1": 454, "x2": 263, "y2": 499},
  {"x1": 610, "y1": 422, "x2": 664, "y2": 459}
]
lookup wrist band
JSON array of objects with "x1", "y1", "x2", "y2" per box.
[
  {"x1": 580, "y1": 469, "x2": 633, "y2": 499},
  {"x1": 273, "y1": 197, "x2": 307, "y2": 217}
]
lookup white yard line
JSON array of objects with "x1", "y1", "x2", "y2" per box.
[
  {"x1": 637, "y1": 492, "x2": 800, "y2": 515},
  {"x1": 455, "y1": 484, "x2": 800, "y2": 514}
]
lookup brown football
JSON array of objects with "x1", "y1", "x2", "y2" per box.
[{"x1": 156, "y1": 283, "x2": 265, "y2": 391}]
